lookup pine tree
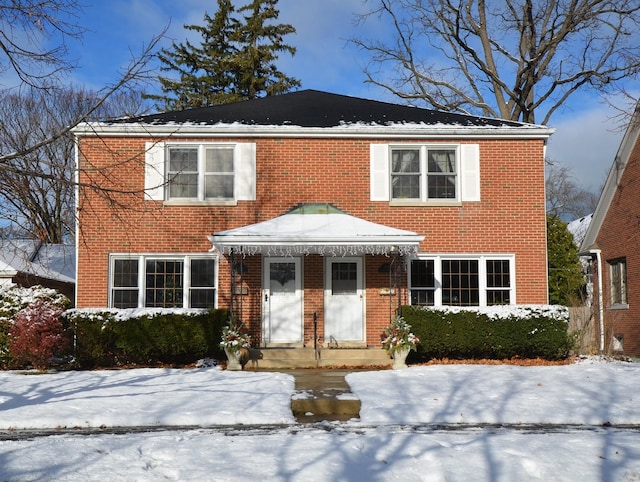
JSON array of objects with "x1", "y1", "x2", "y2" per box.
[
  {"x1": 148, "y1": 0, "x2": 299, "y2": 110},
  {"x1": 547, "y1": 215, "x2": 585, "y2": 306}
]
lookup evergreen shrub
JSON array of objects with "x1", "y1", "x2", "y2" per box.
[
  {"x1": 401, "y1": 304, "x2": 572, "y2": 361},
  {"x1": 64, "y1": 308, "x2": 229, "y2": 368}
]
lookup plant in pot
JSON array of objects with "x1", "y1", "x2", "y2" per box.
[
  {"x1": 219, "y1": 321, "x2": 251, "y2": 371},
  {"x1": 381, "y1": 315, "x2": 420, "y2": 369}
]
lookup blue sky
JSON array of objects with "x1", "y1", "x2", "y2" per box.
[{"x1": 64, "y1": 0, "x2": 632, "y2": 193}]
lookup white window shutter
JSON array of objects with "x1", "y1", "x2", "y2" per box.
[
  {"x1": 235, "y1": 142, "x2": 256, "y2": 201},
  {"x1": 144, "y1": 141, "x2": 165, "y2": 201},
  {"x1": 460, "y1": 144, "x2": 480, "y2": 202},
  {"x1": 370, "y1": 144, "x2": 389, "y2": 201}
]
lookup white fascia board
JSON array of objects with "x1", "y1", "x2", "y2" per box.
[
  {"x1": 208, "y1": 235, "x2": 424, "y2": 247},
  {"x1": 72, "y1": 122, "x2": 554, "y2": 140}
]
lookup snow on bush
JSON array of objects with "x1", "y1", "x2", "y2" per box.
[
  {"x1": 422, "y1": 304, "x2": 569, "y2": 322},
  {"x1": 0, "y1": 284, "x2": 69, "y2": 322},
  {"x1": 64, "y1": 307, "x2": 210, "y2": 323}
]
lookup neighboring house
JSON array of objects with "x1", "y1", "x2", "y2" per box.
[
  {"x1": 72, "y1": 90, "x2": 552, "y2": 362},
  {"x1": 580, "y1": 108, "x2": 640, "y2": 356},
  {"x1": 0, "y1": 240, "x2": 76, "y2": 304}
]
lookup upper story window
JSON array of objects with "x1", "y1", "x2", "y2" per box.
[
  {"x1": 110, "y1": 254, "x2": 217, "y2": 309},
  {"x1": 609, "y1": 258, "x2": 627, "y2": 306},
  {"x1": 144, "y1": 141, "x2": 256, "y2": 204},
  {"x1": 409, "y1": 255, "x2": 514, "y2": 307},
  {"x1": 168, "y1": 146, "x2": 234, "y2": 200},
  {"x1": 370, "y1": 143, "x2": 480, "y2": 204},
  {"x1": 391, "y1": 147, "x2": 457, "y2": 201}
]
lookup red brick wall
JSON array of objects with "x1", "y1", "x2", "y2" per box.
[
  {"x1": 596, "y1": 137, "x2": 640, "y2": 356},
  {"x1": 76, "y1": 135, "x2": 548, "y2": 346}
]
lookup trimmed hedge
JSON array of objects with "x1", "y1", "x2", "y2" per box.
[
  {"x1": 401, "y1": 304, "x2": 572, "y2": 361},
  {"x1": 63, "y1": 308, "x2": 229, "y2": 368}
]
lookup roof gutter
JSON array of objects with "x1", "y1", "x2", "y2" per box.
[{"x1": 72, "y1": 123, "x2": 555, "y2": 140}]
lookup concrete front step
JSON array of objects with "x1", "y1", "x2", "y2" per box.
[{"x1": 246, "y1": 347, "x2": 393, "y2": 369}]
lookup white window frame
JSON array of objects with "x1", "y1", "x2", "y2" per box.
[
  {"x1": 390, "y1": 145, "x2": 460, "y2": 202},
  {"x1": 109, "y1": 254, "x2": 218, "y2": 309},
  {"x1": 167, "y1": 144, "x2": 235, "y2": 201},
  {"x1": 408, "y1": 254, "x2": 516, "y2": 307}
]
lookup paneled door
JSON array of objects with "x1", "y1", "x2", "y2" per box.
[
  {"x1": 324, "y1": 257, "x2": 364, "y2": 343},
  {"x1": 263, "y1": 257, "x2": 303, "y2": 344}
]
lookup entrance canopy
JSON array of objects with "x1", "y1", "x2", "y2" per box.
[{"x1": 208, "y1": 204, "x2": 424, "y2": 256}]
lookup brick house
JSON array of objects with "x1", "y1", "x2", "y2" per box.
[
  {"x1": 73, "y1": 90, "x2": 552, "y2": 364},
  {"x1": 580, "y1": 108, "x2": 640, "y2": 356}
]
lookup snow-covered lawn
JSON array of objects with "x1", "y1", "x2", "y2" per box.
[{"x1": 1, "y1": 358, "x2": 640, "y2": 481}]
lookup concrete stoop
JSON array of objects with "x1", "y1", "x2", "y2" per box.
[
  {"x1": 246, "y1": 347, "x2": 393, "y2": 370},
  {"x1": 286, "y1": 369, "x2": 364, "y2": 423}
]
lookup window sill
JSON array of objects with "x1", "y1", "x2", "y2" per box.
[
  {"x1": 608, "y1": 303, "x2": 629, "y2": 311},
  {"x1": 389, "y1": 200, "x2": 462, "y2": 207},
  {"x1": 163, "y1": 199, "x2": 238, "y2": 207}
]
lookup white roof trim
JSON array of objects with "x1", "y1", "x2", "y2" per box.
[
  {"x1": 208, "y1": 212, "x2": 424, "y2": 256},
  {"x1": 73, "y1": 122, "x2": 554, "y2": 140}
]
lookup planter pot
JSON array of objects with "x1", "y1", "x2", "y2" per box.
[
  {"x1": 392, "y1": 346, "x2": 411, "y2": 370},
  {"x1": 224, "y1": 348, "x2": 243, "y2": 371}
]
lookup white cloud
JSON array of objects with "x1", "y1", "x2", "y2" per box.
[{"x1": 546, "y1": 105, "x2": 626, "y2": 192}]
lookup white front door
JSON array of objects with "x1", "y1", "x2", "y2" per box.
[
  {"x1": 263, "y1": 257, "x2": 303, "y2": 344},
  {"x1": 324, "y1": 257, "x2": 364, "y2": 344}
]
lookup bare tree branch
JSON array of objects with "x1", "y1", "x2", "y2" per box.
[{"x1": 353, "y1": 0, "x2": 640, "y2": 124}]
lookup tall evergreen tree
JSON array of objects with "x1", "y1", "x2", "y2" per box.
[
  {"x1": 547, "y1": 214, "x2": 585, "y2": 306},
  {"x1": 148, "y1": 0, "x2": 299, "y2": 110}
]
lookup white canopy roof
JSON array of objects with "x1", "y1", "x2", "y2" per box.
[{"x1": 208, "y1": 204, "x2": 424, "y2": 256}]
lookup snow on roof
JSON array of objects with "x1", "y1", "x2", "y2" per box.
[
  {"x1": 0, "y1": 240, "x2": 75, "y2": 283},
  {"x1": 209, "y1": 203, "x2": 424, "y2": 256},
  {"x1": 73, "y1": 90, "x2": 554, "y2": 138},
  {"x1": 567, "y1": 214, "x2": 593, "y2": 247}
]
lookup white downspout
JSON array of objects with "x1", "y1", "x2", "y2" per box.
[{"x1": 592, "y1": 249, "x2": 605, "y2": 352}]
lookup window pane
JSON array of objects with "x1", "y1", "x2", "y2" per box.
[
  {"x1": 411, "y1": 259, "x2": 435, "y2": 287},
  {"x1": 391, "y1": 148, "x2": 421, "y2": 199},
  {"x1": 427, "y1": 150, "x2": 456, "y2": 199},
  {"x1": 442, "y1": 259, "x2": 479, "y2": 306},
  {"x1": 191, "y1": 259, "x2": 215, "y2": 287},
  {"x1": 486, "y1": 259, "x2": 511, "y2": 305},
  {"x1": 270, "y1": 262, "x2": 296, "y2": 293},
  {"x1": 169, "y1": 173, "x2": 198, "y2": 198},
  {"x1": 610, "y1": 259, "x2": 627, "y2": 305},
  {"x1": 205, "y1": 174, "x2": 234, "y2": 199},
  {"x1": 391, "y1": 149, "x2": 420, "y2": 173},
  {"x1": 113, "y1": 290, "x2": 139, "y2": 309},
  {"x1": 145, "y1": 259, "x2": 184, "y2": 308},
  {"x1": 427, "y1": 175, "x2": 456, "y2": 199},
  {"x1": 113, "y1": 259, "x2": 138, "y2": 287},
  {"x1": 332, "y1": 262, "x2": 357, "y2": 294},
  {"x1": 205, "y1": 148, "x2": 233, "y2": 172},
  {"x1": 112, "y1": 259, "x2": 139, "y2": 308},
  {"x1": 428, "y1": 150, "x2": 456, "y2": 173},
  {"x1": 190, "y1": 288, "x2": 215, "y2": 309},
  {"x1": 169, "y1": 148, "x2": 198, "y2": 172},
  {"x1": 410, "y1": 260, "x2": 435, "y2": 306}
]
